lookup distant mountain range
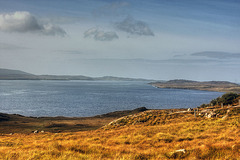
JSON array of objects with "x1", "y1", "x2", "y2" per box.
[{"x1": 0, "y1": 68, "x2": 152, "y2": 81}]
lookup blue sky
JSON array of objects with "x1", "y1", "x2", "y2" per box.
[{"x1": 0, "y1": 0, "x2": 240, "y2": 82}]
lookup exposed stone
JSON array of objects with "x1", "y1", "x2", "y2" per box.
[
  {"x1": 232, "y1": 144, "x2": 240, "y2": 151},
  {"x1": 201, "y1": 109, "x2": 210, "y2": 115},
  {"x1": 33, "y1": 130, "x2": 39, "y2": 134},
  {"x1": 167, "y1": 149, "x2": 188, "y2": 159},
  {"x1": 206, "y1": 111, "x2": 216, "y2": 118},
  {"x1": 201, "y1": 109, "x2": 217, "y2": 118},
  {"x1": 175, "y1": 149, "x2": 186, "y2": 153},
  {"x1": 222, "y1": 115, "x2": 228, "y2": 120},
  {"x1": 207, "y1": 114, "x2": 212, "y2": 118}
]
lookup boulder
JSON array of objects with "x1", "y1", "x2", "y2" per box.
[
  {"x1": 201, "y1": 109, "x2": 216, "y2": 118},
  {"x1": 166, "y1": 149, "x2": 189, "y2": 159},
  {"x1": 206, "y1": 111, "x2": 216, "y2": 118}
]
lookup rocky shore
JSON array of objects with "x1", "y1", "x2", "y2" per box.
[{"x1": 0, "y1": 107, "x2": 148, "y2": 134}]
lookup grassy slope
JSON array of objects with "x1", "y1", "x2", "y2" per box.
[{"x1": 0, "y1": 104, "x2": 240, "y2": 159}]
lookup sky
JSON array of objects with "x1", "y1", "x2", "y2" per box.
[{"x1": 0, "y1": 0, "x2": 240, "y2": 82}]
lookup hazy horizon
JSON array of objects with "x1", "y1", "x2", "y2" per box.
[{"x1": 1, "y1": 0, "x2": 240, "y2": 82}]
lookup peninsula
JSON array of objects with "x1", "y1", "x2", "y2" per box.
[{"x1": 150, "y1": 79, "x2": 240, "y2": 92}]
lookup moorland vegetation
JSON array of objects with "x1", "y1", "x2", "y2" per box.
[{"x1": 0, "y1": 93, "x2": 240, "y2": 159}]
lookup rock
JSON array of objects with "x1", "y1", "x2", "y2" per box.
[
  {"x1": 9, "y1": 133, "x2": 13, "y2": 135},
  {"x1": 33, "y1": 130, "x2": 39, "y2": 134},
  {"x1": 174, "y1": 149, "x2": 186, "y2": 153},
  {"x1": 202, "y1": 110, "x2": 216, "y2": 118},
  {"x1": 41, "y1": 130, "x2": 45, "y2": 133},
  {"x1": 232, "y1": 144, "x2": 240, "y2": 151},
  {"x1": 201, "y1": 109, "x2": 210, "y2": 113},
  {"x1": 166, "y1": 149, "x2": 188, "y2": 159},
  {"x1": 222, "y1": 115, "x2": 228, "y2": 120},
  {"x1": 206, "y1": 112, "x2": 216, "y2": 118}
]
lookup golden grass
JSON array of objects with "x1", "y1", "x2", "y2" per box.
[{"x1": 0, "y1": 107, "x2": 240, "y2": 159}]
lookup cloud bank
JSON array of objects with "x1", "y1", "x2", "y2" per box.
[
  {"x1": 0, "y1": 11, "x2": 66, "y2": 36},
  {"x1": 115, "y1": 16, "x2": 154, "y2": 36},
  {"x1": 84, "y1": 27, "x2": 118, "y2": 41}
]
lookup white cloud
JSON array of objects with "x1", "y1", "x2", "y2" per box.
[
  {"x1": 115, "y1": 16, "x2": 154, "y2": 36},
  {"x1": 0, "y1": 11, "x2": 66, "y2": 36},
  {"x1": 94, "y1": 31, "x2": 118, "y2": 41},
  {"x1": 84, "y1": 27, "x2": 98, "y2": 38},
  {"x1": 84, "y1": 27, "x2": 118, "y2": 41},
  {"x1": 42, "y1": 24, "x2": 66, "y2": 36}
]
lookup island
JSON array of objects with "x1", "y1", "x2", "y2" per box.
[{"x1": 150, "y1": 79, "x2": 240, "y2": 92}]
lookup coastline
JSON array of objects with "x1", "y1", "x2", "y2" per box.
[
  {"x1": 150, "y1": 80, "x2": 240, "y2": 93},
  {"x1": 1, "y1": 99, "x2": 240, "y2": 159},
  {"x1": 0, "y1": 107, "x2": 148, "y2": 134}
]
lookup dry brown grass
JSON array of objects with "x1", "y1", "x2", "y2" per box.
[
  {"x1": 0, "y1": 107, "x2": 147, "y2": 134},
  {"x1": 0, "y1": 106, "x2": 240, "y2": 159}
]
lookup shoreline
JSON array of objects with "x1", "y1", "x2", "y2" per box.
[
  {"x1": 151, "y1": 85, "x2": 226, "y2": 93},
  {"x1": 150, "y1": 80, "x2": 240, "y2": 93},
  {"x1": 1, "y1": 104, "x2": 239, "y2": 134},
  {"x1": 0, "y1": 107, "x2": 149, "y2": 134},
  {"x1": 150, "y1": 84, "x2": 225, "y2": 92},
  {"x1": 2, "y1": 98, "x2": 240, "y2": 159}
]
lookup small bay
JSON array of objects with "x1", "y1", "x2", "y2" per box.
[{"x1": 0, "y1": 80, "x2": 223, "y2": 117}]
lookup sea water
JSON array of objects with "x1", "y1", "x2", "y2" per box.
[{"x1": 0, "y1": 80, "x2": 223, "y2": 117}]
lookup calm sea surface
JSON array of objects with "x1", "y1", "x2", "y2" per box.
[{"x1": 0, "y1": 80, "x2": 223, "y2": 117}]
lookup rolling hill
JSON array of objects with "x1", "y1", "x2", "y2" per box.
[
  {"x1": 150, "y1": 79, "x2": 240, "y2": 92},
  {"x1": 0, "y1": 68, "x2": 39, "y2": 80},
  {"x1": 0, "y1": 68, "x2": 152, "y2": 81}
]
